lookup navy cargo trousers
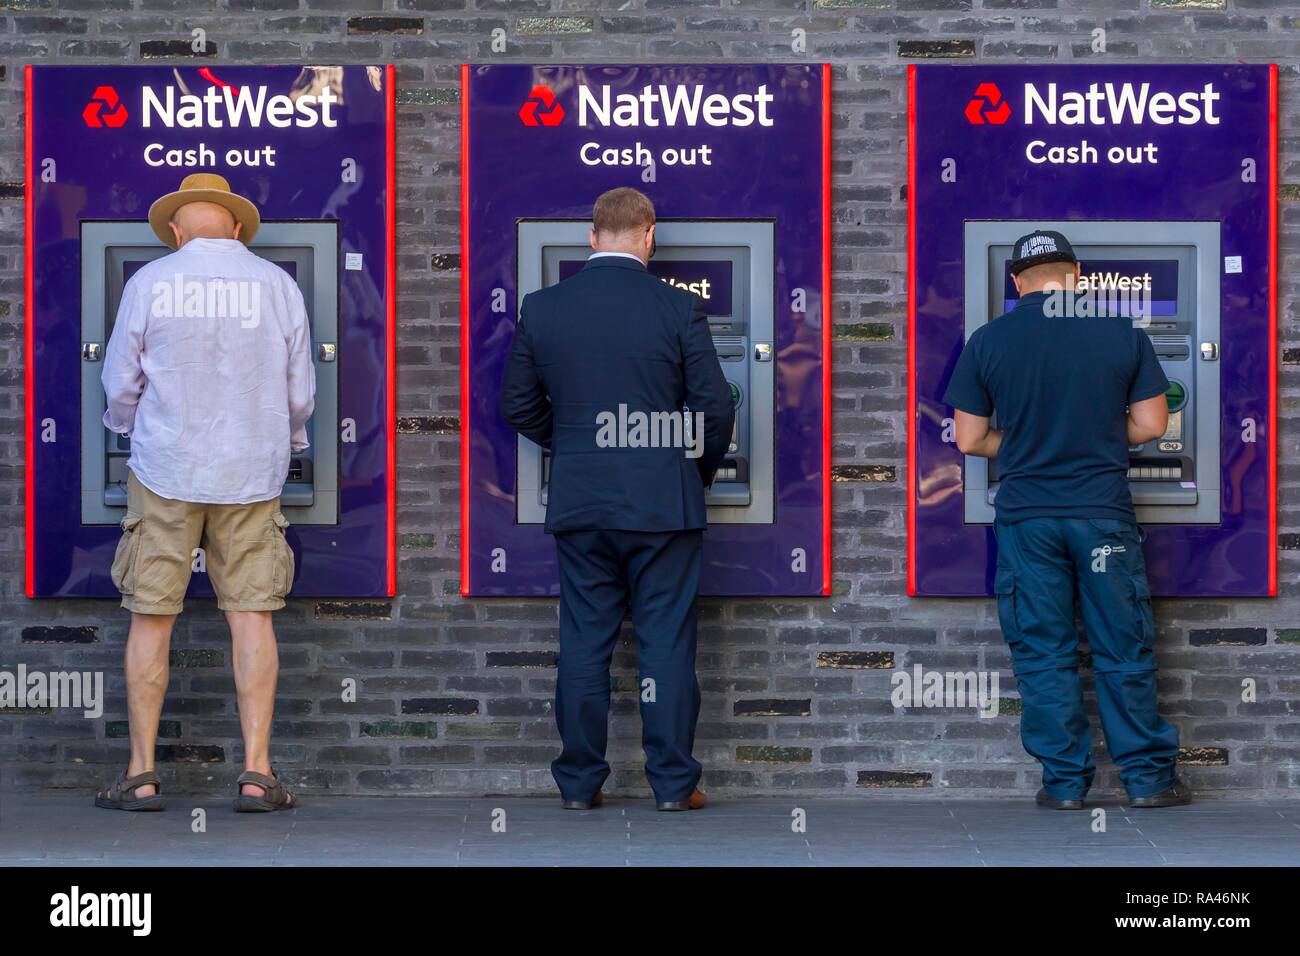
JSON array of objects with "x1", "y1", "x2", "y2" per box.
[{"x1": 993, "y1": 516, "x2": 1180, "y2": 800}]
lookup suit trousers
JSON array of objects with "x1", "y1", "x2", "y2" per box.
[{"x1": 552, "y1": 528, "x2": 703, "y2": 803}]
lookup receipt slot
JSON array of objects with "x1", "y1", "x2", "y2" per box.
[
  {"x1": 961, "y1": 220, "x2": 1221, "y2": 525},
  {"x1": 79, "y1": 222, "x2": 340, "y2": 526},
  {"x1": 514, "y1": 219, "x2": 775, "y2": 526}
]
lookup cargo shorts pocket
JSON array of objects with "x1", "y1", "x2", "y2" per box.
[
  {"x1": 270, "y1": 511, "x2": 295, "y2": 599},
  {"x1": 994, "y1": 568, "x2": 1022, "y2": 640},
  {"x1": 110, "y1": 514, "x2": 143, "y2": 595}
]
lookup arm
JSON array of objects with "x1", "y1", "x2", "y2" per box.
[
  {"x1": 954, "y1": 410, "x2": 1003, "y2": 458},
  {"x1": 284, "y1": 280, "x2": 316, "y2": 452},
  {"x1": 1127, "y1": 331, "x2": 1170, "y2": 446},
  {"x1": 1127, "y1": 394, "x2": 1168, "y2": 445},
  {"x1": 942, "y1": 331, "x2": 998, "y2": 457},
  {"x1": 101, "y1": 277, "x2": 148, "y2": 436},
  {"x1": 498, "y1": 296, "x2": 553, "y2": 449},
  {"x1": 681, "y1": 297, "x2": 734, "y2": 484}
]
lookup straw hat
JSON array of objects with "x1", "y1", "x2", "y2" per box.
[{"x1": 147, "y1": 173, "x2": 261, "y2": 249}]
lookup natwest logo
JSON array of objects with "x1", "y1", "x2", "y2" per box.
[
  {"x1": 964, "y1": 83, "x2": 1011, "y2": 125},
  {"x1": 578, "y1": 84, "x2": 774, "y2": 128},
  {"x1": 83, "y1": 86, "x2": 129, "y2": 128},
  {"x1": 142, "y1": 84, "x2": 338, "y2": 129},
  {"x1": 519, "y1": 85, "x2": 564, "y2": 126},
  {"x1": 1024, "y1": 81, "x2": 1220, "y2": 126}
]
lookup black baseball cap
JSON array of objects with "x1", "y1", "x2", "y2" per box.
[{"x1": 1009, "y1": 229, "x2": 1077, "y2": 275}]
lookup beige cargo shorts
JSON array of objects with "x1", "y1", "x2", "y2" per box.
[{"x1": 110, "y1": 472, "x2": 296, "y2": 615}]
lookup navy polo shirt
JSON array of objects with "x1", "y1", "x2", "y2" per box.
[{"x1": 943, "y1": 290, "x2": 1169, "y2": 523}]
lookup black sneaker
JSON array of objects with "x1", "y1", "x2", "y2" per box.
[
  {"x1": 1035, "y1": 788, "x2": 1085, "y2": 810},
  {"x1": 1128, "y1": 779, "x2": 1193, "y2": 808}
]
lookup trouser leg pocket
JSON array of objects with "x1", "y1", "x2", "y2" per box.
[
  {"x1": 270, "y1": 511, "x2": 295, "y2": 599},
  {"x1": 110, "y1": 514, "x2": 143, "y2": 596}
]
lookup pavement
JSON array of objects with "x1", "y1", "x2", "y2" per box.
[{"x1": 1, "y1": 793, "x2": 1297, "y2": 866}]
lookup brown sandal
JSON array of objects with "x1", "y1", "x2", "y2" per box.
[
  {"x1": 95, "y1": 770, "x2": 165, "y2": 812},
  {"x1": 234, "y1": 769, "x2": 296, "y2": 812}
]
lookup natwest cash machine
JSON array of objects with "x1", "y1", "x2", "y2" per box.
[
  {"x1": 460, "y1": 64, "x2": 832, "y2": 597},
  {"x1": 908, "y1": 64, "x2": 1277, "y2": 597},
  {"x1": 25, "y1": 65, "x2": 398, "y2": 599}
]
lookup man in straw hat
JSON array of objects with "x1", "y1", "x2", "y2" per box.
[{"x1": 95, "y1": 173, "x2": 316, "y2": 813}]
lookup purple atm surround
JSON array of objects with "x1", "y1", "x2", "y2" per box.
[
  {"x1": 460, "y1": 64, "x2": 832, "y2": 598},
  {"x1": 25, "y1": 65, "x2": 398, "y2": 599},
  {"x1": 907, "y1": 64, "x2": 1278, "y2": 598}
]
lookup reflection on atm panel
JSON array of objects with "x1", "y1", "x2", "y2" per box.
[
  {"x1": 515, "y1": 219, "x2": 775, "y2": 526},
  {"x1": 961, "y1": 220, "x2": 1221, "y2": 525},
  {"x1": 80, "y1": 221, "x2": 340, "y2": 526}
]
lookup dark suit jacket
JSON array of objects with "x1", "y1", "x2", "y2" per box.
[{"x1": 499, "y1": 254, "x2": 735, "y2": 534}]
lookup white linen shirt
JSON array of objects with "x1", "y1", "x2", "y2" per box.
[{"x1": 101, "y1": 237, "x2": 316, "y2": 505}]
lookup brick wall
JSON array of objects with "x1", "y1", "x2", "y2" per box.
[{"x1": 1, "y1": 0, "x2": 1298, "y2": 798}]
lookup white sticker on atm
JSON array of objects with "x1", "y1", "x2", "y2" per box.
[
  {"x1": 345, "y1": 253, "x2": 364, "y2": 271},
  {"x1": 1224, "y1": 255, "x2": 1242, "y2": 274}
]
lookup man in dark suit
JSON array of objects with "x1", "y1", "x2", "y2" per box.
[{"x1": 499, "y1": 187, "x2": 734, "y2": 811}]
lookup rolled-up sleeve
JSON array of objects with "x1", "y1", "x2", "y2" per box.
[
  {"x1": 101, "y1": 276, "x2": 147, "y2": 435},
  {"x1": 284, "y1": 278, "x2": 316, "y2": 452}
]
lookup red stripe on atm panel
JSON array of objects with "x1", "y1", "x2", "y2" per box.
[
  {"x1": 385, "y1": 64, "x2": 397, "y2": 597},
  {"x1": 24, "y1": 65, "x2": 35, "y2": 598},
  {"x1": 459, "y1": 64, "x2": 472, "y2": 597},
  {"x1": 905, "y1": 64, "x2": 917, "y2": 597},
  {"x1": 821, "y1": 63, "x2": 833, "y2": 597},
  {"x1": 1268, "y1": 63, "x2": 1278, "y2": 596}
]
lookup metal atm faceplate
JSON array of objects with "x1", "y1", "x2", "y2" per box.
[
  {"x1": 514, "y1": 219, "x2": 776, "y2": 526},
  {"x1": 960, "y1": 220, "x2": 1221, "y2": 526},
  {"x1": 80, "y1": 221, "x2": 340, "y2": 526}
]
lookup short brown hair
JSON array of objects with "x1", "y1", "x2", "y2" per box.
[{"x1": 592, "y1": 187, "x2": 655, "y2": 237}]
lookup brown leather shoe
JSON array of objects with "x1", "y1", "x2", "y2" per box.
[
  {"x1": 656, "y1": 789, "x2": 707, "y2": 812},
  {"x1": 561, "y1": 790, "x2": 604, "y2": 811}
]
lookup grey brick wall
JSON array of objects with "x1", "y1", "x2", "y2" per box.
[{"x1": 2, "y1": 0, "x2": 1298, "y2": 798}]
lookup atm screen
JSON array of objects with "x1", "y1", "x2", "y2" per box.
[
  {"x1": 1003, "y1": 258, "x2": 1179, "y2": 316},
  {"x1": 557, "y1": 258, "x2": 735, "y2": 315}
]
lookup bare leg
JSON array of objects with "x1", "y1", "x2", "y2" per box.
[
  {"x1": 125, "y1": 613, "x2": 177, "y2": 798},
  {"x1": 227, "y1": 610, "x2": 279, "y2": 796}
]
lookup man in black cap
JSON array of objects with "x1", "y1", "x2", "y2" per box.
[{"x1": 943, "y1": 228, "x2": 1191, "y2": 811}]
